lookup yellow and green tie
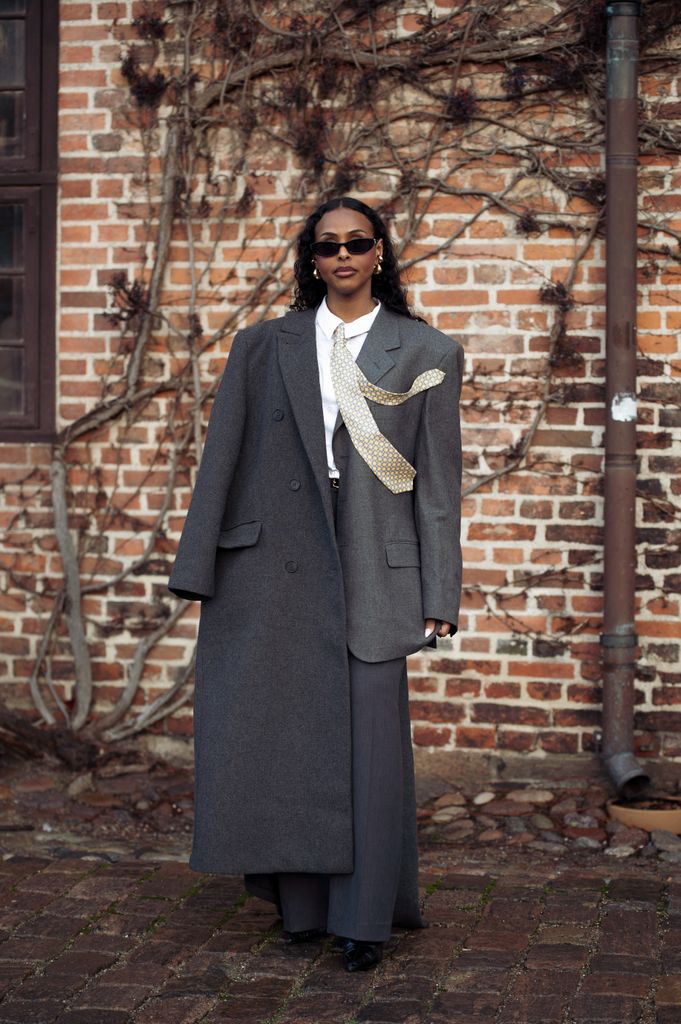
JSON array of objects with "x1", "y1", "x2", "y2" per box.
[{"x1": 330, "y1": 322, "x2": 445, "y2": 493}]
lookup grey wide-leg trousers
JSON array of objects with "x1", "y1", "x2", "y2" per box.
[
  {"x1": 276, "y1": 649, "x2": 405, "y2": 942},
  {"x1": 275, "y1": 478, "x2": 405, "y2": 942}
]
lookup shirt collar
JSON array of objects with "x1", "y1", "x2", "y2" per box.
[{"x1": 316, "y1": 295, "x2": 381, "y2": 341}]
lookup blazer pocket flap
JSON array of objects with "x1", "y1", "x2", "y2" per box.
[
  {"x1": 217, "y1": 520, "x2": 262, "y2": 549},
  {"x1": 385, "y1": 541, "x2": 421, "y2": 568}
]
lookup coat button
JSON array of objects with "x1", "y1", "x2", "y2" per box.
[
  {"x1": 285, "y1": 560, "x2": 298, "y2": 573},
  {"x1": 289, "y1": 479, "x2": 301, "y2": 491},
  {"x1": 272, "y1": 409, "x2": 284, "y2": 421}
]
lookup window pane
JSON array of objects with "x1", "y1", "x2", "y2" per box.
[
  {"x1": 0, "y1": 2, "x2": 26, "y2": 12},
  {"x1": 0, "y1": 20, "x2": 24, "y2": 87},
  {"x1": 0, "y1": 344, "x2": 23, "y2": 415},
  {"x1": 0, "y1": 204, "x2": 23, "y2": 268},
  {"x1": 0, "y1": 91, "x2": 23, "y2": 157},
  {"x1": 0, "y1": 276, "x2": 23, "y2": 340}
]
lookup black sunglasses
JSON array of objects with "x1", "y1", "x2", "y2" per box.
[{"x1": 310, "y1": 237, "x2": 378, "y2": 258}]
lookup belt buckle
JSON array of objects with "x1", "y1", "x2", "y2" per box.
[{"x1": 330, "y1": 477, "x2": 340, "y2": 490}]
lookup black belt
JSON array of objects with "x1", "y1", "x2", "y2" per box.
[{"x1": 329, "y1": 477, "x2": 340, "y2": 490}]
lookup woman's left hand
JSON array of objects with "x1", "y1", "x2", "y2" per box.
[{"x1": 424, "y1": 618, "x2": 451, "y2": 638}]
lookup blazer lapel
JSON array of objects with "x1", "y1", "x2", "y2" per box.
[{"x1": 332, "y1": 304, "x2": 402, "y2": 440}]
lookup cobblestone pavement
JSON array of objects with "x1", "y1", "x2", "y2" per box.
[{"x1": 1, "y1": 752, "x2": 680, "y2": 1023}]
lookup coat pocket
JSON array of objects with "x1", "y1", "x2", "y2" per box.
[
  {"x1": 385, "y1": 540, "x2": 421, "y2": 568},
  {"x1": 216, "y1": 520, "x2": 262, "y2": 549}
]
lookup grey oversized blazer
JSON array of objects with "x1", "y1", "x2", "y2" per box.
[{"x1": 167, "y1": 304, "x2": 464, "y2": 928}]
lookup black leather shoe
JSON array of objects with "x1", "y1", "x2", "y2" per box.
[
  {"x1": 283, "y1": 927, "x2": 328, "y2": 944},
  {"x1": 341, "y1": 938, "x2": 384, "y2": 971}
]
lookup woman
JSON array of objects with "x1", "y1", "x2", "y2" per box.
[{"x1": 168, "y1": 196, "x2": 464, "y2": 972}]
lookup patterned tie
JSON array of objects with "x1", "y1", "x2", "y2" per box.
[{"x1": 330, "y1": 322, "x2": 445, "y2": 493}]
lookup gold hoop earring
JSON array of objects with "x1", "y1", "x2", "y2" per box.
[
  {"x1": 312, "y1": 261, "x2": 320, "y2": 280},
  {"x1": 373, "y1": 254, "x2": 384, "y2": 275}
]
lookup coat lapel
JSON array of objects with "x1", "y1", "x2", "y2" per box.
[
  {"x1": 277, "y1": 304, "x2": 403, "y2": 537},
  {"x1": 277, "y1": 309, "x2": 336, "y2": 538}
]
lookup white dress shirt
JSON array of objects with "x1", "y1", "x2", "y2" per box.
[{"x1": 315, "y1": 296, "x2": 382, "y2": 477}]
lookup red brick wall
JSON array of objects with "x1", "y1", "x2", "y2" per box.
[{"x1": 1, "y1": 1, "x2": 680, "y2": 758}]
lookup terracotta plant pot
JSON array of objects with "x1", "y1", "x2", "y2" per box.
[{"x1": 607, "y1": 796, "x2": 681, "y2": 835}]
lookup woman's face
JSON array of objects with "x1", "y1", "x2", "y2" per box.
[{"x1": 312, "y1": 207, "x2": 383, "y2": 304}]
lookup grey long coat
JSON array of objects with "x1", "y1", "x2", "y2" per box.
[{"x1": 167, "y1": 305, "x2": 463, "y2": 929}]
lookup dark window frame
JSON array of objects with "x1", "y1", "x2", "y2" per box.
[{"x1": 0, "y1": 0, "x2": 57, "y2": 442}]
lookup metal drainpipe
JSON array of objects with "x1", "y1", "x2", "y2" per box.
[{"x1": 601, "y1": 1, "x2": 650, "y2": 798}]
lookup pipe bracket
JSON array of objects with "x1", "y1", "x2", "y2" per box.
[
  {"x1": 606, "y1": 2, "x2": 641, "y2": 15},
  {"x1": 600, "y1": 632, "x2": 638, "y2": 648}
]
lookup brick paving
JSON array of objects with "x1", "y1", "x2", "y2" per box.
[
  {"x1": 0, "y1": 839, "x2": 679, "y2": 1021},
  {"x1": 1, "y1": 751, "x2": 680, "y2": 1022}
]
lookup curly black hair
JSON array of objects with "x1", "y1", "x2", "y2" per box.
[{"x1": 290, "y1": 196, "x2": 423, "y2": 321}]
